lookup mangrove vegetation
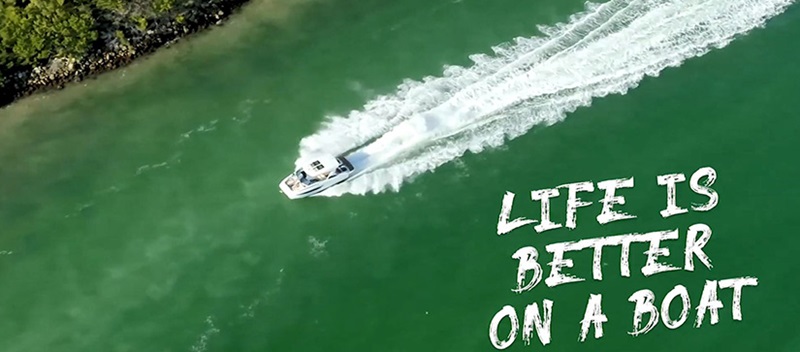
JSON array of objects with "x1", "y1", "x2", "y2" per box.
[{"x1": 0, "y1": 0, "x2": 246, "y2": 105}]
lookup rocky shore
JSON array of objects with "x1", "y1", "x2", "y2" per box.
[{"x1": 0, "y1": 0, "x2": 250, "y2": 108}]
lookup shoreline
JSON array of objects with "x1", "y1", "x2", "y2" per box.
[{"x1": 0, "y1": 0, "x2": 250, "y2": 109}]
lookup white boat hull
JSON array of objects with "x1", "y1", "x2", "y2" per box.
[
  {"x1": 279, "y1": 155, "x2": 355, "y2": 199},
  {"x1": 279, "y1": 172, "x2": 351, "y2": 199}
]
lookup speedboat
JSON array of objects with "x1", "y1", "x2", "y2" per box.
[{"x1": 279, "y1": 155, "x2": 355, "y2": 199}]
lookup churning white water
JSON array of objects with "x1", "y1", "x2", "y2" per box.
[{"x1": 295, "y1": 0, "x2": 794, "y2": 197}]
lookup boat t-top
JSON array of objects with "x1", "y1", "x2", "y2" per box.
[{"x1": 279, "y1": 155, "x2": 355, "y2": 199}]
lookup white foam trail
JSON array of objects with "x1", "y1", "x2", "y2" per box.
[{"x1": 296, "y1": 0, "x2": 794, "y2": 197}]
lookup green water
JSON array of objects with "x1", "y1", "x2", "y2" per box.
[{"x1": 1, "y1": 0, "x2": 799, "y2": 350}]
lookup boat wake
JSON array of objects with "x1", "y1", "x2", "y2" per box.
[{"x1": 295, "y1": 0, "x2": 794, "y2": 197}]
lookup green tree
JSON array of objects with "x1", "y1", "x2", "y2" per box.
[
  {"x1": 0, "y1": 0, "x2": 97, "y2": 66},
  {"x1": 94, "y1": 0, "x2": 124, "y2": 12},
  {"x1": 94, "y1": 0, "x2": 179, "y2": 28},
  {"x1": 0, "y1": 2, "x2": 15, "y2": 68}
]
